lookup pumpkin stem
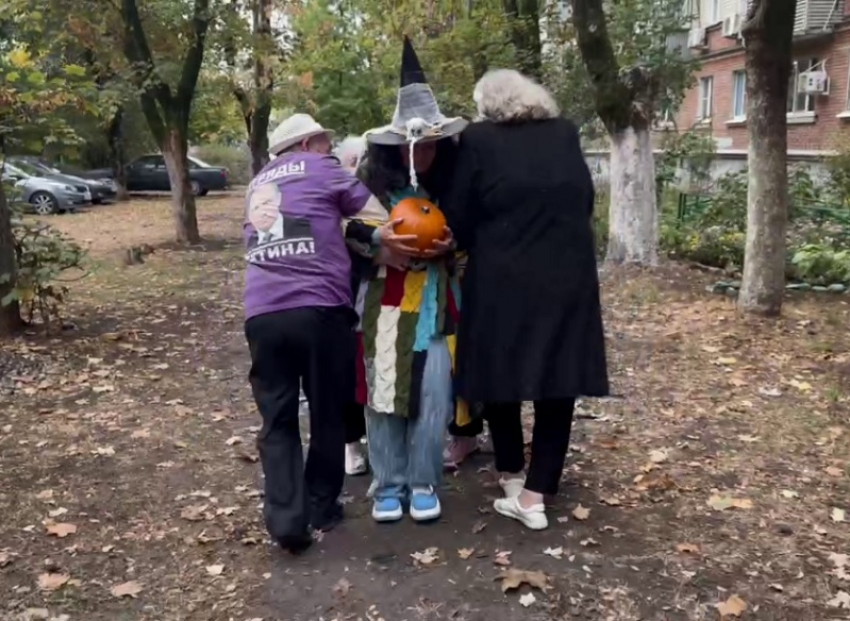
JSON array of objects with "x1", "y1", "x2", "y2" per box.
[{"x1": 421, "y1": 205, "x2": 430, "y2": 214}]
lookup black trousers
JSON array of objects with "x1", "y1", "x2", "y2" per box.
[
  {"x1": 245, "y1": 306, "x2": 355, "y2": 541},
  {"x1": 344, "y1": 401, "x2": 366, "y2": 444},
  {"x1": 483, "y1": 399, "x2": 576, "y2": 495},
  {"x1": 448, "y1": 415, "x2": 484, "y2": 438}
]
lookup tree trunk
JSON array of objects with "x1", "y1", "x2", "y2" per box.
[
  {"x1": 249, "y1": 102, "x2": 270, "y2": 175},
  {"x1": 107, "y1": 107, "x2": 130, "y2": 201},
  {"x1": 571, "y1": 0, "x2": 659, "y2": 266},
  {"x1": 608, "y1": 125, "x2": 658, "y2": 264},
  {"x1": 160, "y1": 126, "x2": 200, "y2": 244},
  {"x1": 0, "y1": 181, "x2": 23, "y2": 336},
  {"x1": 737, "y1": 0, "x2": 797, "y2": 315}
]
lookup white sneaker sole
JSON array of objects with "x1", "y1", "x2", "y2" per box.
[
  {"x1": 410, "y1": 503, "x2": 442, "y2": 522},
  {"x1": 494, "y1": 498, "x2": 548, "y2": 530},
  {"x1": 372, "y1": 505, "x2": 403, "y2": 522}
]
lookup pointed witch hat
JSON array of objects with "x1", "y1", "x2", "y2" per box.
[{"x1": 364, "y1": 37, "x2": 467, "y2": 147}]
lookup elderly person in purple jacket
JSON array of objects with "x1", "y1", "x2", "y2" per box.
[{"x1": 243, "y1": 114, "x2": 392, "y2": 554}]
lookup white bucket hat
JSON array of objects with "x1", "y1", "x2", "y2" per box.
[{"x1": 268, "y1": 113, "x2": 335, "y2": 156}]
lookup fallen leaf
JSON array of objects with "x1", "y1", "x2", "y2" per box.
[
  {"x1": 131, "y1": 428, "x2": 151, "y2": 439},
  {"x1": 828, "y1": 590, "x2": 850, "y2": 609},
  {"x1": 0, "y1": 552, "x2": 13, "y2": 567},
  {"x1": 543, "y1": 546, "x2": 564, "y2": 559},
  {"x1": 572, "y1": 504, "x2": 590, "y2": 521},
  {"x1": 789, "y1": 379, "x2": 812, "y2": 392},
  {"x1": 48, "y1": 507, "x2": 68, "y2": 518},
  {"x1": 410, "y1": 547, "x2": 439, "y2": 565},
  {"x1": 716, "y1": 357, "x2": 737, "y2": 365},
  {"x1": 38, "y1": 572, "x2": 70, "y2": 591},
  {"x1": 472, "y1": 520, "x2": 487, "y2": 534},
  {"x1": 494, "y1": 550, "x2": 512, "y2": 566},
  {"x1": 225, "y1": 436, "x2": 243, "y2": 446},
  {"x1": 601, "y1": 496, "x2": 622, "y2": 506},
  {"x1": 36, "y1": 489, "x2": 54, "y2": 500},
  {"x1": 93, "y1": 446, "x2": 115, "y2": 456},
  {"x1": 519, "y1": 592, "x2": 537, "y2": 607},
  {"x1": 649, "y1": 449, "x2": 669, "y2": 464},
  {"x1": 110, "y1": 581, "x2": 143, "y2": 598},
  {"x1": 457, "y1": 548, "x2": 474, "y2": 559},
  {"x1": 781, "y1": 490, "x2": 799, "y2": 499},
  {"x1": 45, "y1": 523, "x2": 77, "y2": 538},
  {"x1": 707, "y1": 495, "x2": 753, "y2": 511},
  {"x1": 833, "y1": 507, "x2": 846, "y2": 523},
  {"x1": 497, "y1": 568, "x2": 548, "y2": 592},
  {"x1": 180, "y1": 505, "x2": 209, "y2": 522},
  {"x1": 333, "y1": 577, "x2": 351, "y2": 596},
  {"x1": 826, "y1": 466, "x2": 844, "y2": 477},
  {"x1": 580, "y1": 537, "x2": 599, "y2": 547},
  {"x1": 716, "y1": 594, "x2": 747, "y2": 618},
  {"x1": 676, "y1": 543, "x2": 700, "y2": 554},
  {"x1": 737, "y1": 434, "x2": 759, "y2": 443},
  {"x1": 206, "y1": 564, "x2": 225, "y2": 576}
]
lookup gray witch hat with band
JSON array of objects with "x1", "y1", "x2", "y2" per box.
[{"x1": 365, "y1": 37, "x2": 467, "y2": 188}]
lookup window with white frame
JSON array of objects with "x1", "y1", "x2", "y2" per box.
[
  {"x1": 732, "y1": 70, "x2": 747, "y2": 119},
  {"x1": 698, "y1": 76, "x2": 713, "y2": 120},
  {"x1": 788, "y1": 58, "x2": 818, "y2": 114},
  {"x1": 710, "y1": 0, "x2": 720, "y2": 23}
]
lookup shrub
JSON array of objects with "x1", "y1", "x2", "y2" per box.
[
  {"x1": 192, "y1": 144, "x2": 252, "y2": 186},
  {"x1": 0, "y1": 203, "x2": 87, "y2": 328},
  {"x1": 791, "y1": 244, "x2": 850, "y2": 285}
]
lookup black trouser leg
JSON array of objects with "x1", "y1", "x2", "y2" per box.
[
  {"x1": 482, "y1": 402, "x2": 524, "y2": 474},
  {"x1": 525, "y1": 398, "x2": 576, "y2": 495},
  {"x1": 246, "y1": 311, "x2": 309, "y2": 544},
  {"x1": 448, "y1": 415, "x2": 484, "y2": 438},
  {"x1": 344, "y1": 401, "x2": 366, "y2": 444},
  {"x1": 246, "y1": 307, "x2": 354, "y2": 542},
  {"x1": 301, "y1": 308, "x2": 355, "y2": 530}
]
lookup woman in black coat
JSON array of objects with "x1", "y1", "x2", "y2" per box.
[{"x1": 444, "y1": 69, "x2": 609, "y2": 531}]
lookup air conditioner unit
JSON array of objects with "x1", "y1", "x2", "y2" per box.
[
  {"x1": 722, "y1": 14, "x2": 742, "y2": 37},
  {"x1": 798, "y1": 70, "x2": 829, "y2": 95},
  {"x1": 687, "y1": 27, "x2": 707, "y2": 49}
]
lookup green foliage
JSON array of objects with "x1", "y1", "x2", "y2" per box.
[
  {"x1": 1, "y1": 203, "x2": 88, "y2": 327},
  {"x1": 791, "y1": 244, "x2": 850, "y2": 286},
  {"x1": 656, "y1": 129, "x2": 716, "y2": 194},
  {"x1": 192, "y1": 143, "x2": 251, "y2": 185}
]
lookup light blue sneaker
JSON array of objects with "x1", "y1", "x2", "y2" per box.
[
  {"x1": 372, "y1": 486, "x2": 404, "y2": 522},
  {"x1": 409, "y1": 485, "x2": 441, "y2": 522}
]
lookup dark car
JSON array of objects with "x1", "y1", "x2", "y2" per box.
[
  {"x1": 10, "y1": 156, "x2": 117, "y2": 204},
  {"x1": 84, "y1": 154, "x2": 229, "y2": 196}
]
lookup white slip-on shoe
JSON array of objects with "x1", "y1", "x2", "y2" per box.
[
  {"x1": 498, "y1": 476, "x2": 526, "y2": 498},
  {"x1": 345, "y1": 442, "x2": 368, "y2": 476},
  {"x1": 493, "y1": 496, "x2": 548, "y2": 530}
]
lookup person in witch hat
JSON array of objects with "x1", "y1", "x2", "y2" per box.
[{"x1": 342, "y1": 36, "x2": 474, "y2": 523}]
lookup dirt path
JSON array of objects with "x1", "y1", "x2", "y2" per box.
[{"x1": 2, "y1": 198, "x2": 849, "y2": 621}]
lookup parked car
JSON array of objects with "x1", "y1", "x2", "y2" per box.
[
  {"x1": 1, "y1": 161, "x2": 89, "y2": 215},
  {"x1": 10, "y1": 156, "x2": 117, "y2": 204},
  {"x1": 84, "y1": 154, "x2": 229, "y2": 196}
]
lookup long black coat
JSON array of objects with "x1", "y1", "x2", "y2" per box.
[{"x1": 443, "y1": 117, "x2": 609, "y2": 403}]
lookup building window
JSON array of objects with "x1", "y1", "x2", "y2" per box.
[
  {"x1": 788, "y1": 58, "x2": 818, "y2": 114},
  {"x1": 710, "y1": 0, "x2": 720, "y2": 23},
  {"x1": 732, "y1": 70, "x2": 747, "y2": 119},
  {"x1": 698, "y1": 76, "x2": 713, "y2": 120}
]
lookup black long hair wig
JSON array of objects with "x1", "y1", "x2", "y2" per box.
[{"x1": 358, "y1": 137, "x2": 458, "y2": 205}]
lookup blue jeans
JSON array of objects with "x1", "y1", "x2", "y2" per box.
[{"x1": 366, "y1": 338, "x2": 453, "y2": 497}]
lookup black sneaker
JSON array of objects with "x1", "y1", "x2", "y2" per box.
[
  {"x1": 311, "y1": 500, "x2": 344, "y2": 533},
  {"x1": 277, "y1": 532, "x2": 313, "y2": 555}
]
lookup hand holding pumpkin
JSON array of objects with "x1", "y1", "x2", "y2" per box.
[
  {"x1": 386, "y1": 197, "x2": 453, "y2": 258},
  {"x1": 378, "y1": 219, "x2": 422, "y2": 257}
]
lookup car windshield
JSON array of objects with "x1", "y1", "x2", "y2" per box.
[
  {"x1": 3, "y1": 164, "x2": 31, "y2": 178},
  {"x1": 12, "y1": 160, "x2": 43, "y2": 176},
  {"x1": 188, "y1": 156, "x2": 211, "y2": 168}
]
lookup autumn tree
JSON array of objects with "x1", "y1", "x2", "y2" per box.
[
  {"x1": 0, "y1": 10, "x2": 89, "y2": 335},
  {"x1": 503, "y1": 0, "x2": 542, "y2": 79},
  {"x1": 737, "y1": 0, "x2": 798, "y2": 315},
  {"x1": 570, "y1": 0, "x2": 697, "y2": 265},
  {"x1": 111, "y1": 0, "x2": 212, "y2": 243}
]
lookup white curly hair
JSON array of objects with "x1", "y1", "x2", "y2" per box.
[
  {"x1": 333, "y1": 135, "x2": 367, "y2": 172},
  {"x1": 473, "y1": 69, "x2": 560, "y2": 123}
]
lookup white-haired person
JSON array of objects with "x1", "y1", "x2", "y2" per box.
[{"x1": 443, "y1": 70, "x2": 610, "y2": 530}]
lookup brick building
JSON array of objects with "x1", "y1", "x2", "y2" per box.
[{"x1": 676, "y1": 0, "x2": 850, "y2": 171}]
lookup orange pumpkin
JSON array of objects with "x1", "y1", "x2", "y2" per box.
[{"x1": 388, "y1": 197, "x2": 448, "y2": 253}]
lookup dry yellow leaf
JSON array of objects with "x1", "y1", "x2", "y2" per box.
[
  {"x1": 457, "y1": 548, "x2": 474, "y2": 559},
  {"x1": 716, "y1": 594, "x2": 747, "y2": 618},
  {"x1": 496, "y1": 568, "x2": 548, "y2": 593},
  {"x1": 110, "y1": 581, "x2": 143, "y2": 598},
  {"x1": 45, "y1": 522, "x2": 77, "y2": 538},
  {"x1": 38, "y1": 572, "x2": 70, "y2": 591},
  {"x1": 572, "y1": 504, "x2": 590, "y2": 520}
]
